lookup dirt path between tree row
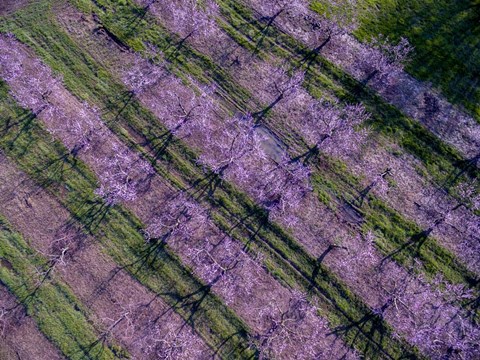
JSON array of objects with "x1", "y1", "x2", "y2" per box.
[{"x1": 0, "y1": 0, "x2": 32, "y2": 17}]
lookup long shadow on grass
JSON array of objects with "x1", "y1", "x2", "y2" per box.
[
  {"x1": 104, "y1": 90, "x2": 136, "y2": 124},
  {"x1": 1, "y1": 110, "x2": 34, "y2": 135},
  {"x1": 3, "y1": 112, "x2": 36, "y2": 154},
  {"x1": 82, "y1": 334, "x2": 113, "y2": 360},
  {"x1": 31, "y1": 151, "x2": 79, "y2": 189},
  {"x1": 379, "y1": 227, "x2": 437, "y2": 268},
  {"x1": 190, "y1": 171, "x2": 225, "y2": 199},
  {"x1": 144, "y1": 130, "x2": 175, "y2": 164},
  {"x1": 329, "y1": 307, "x2": 395, "y2": 359},
  {"x1": 309, "y1": 244, "x2": 349, "y2": 292},
  {"x1": 443, "y1": 152, "x2": 480, "y2": 190},
  {"x1": 75, "y1": 199, "x2": 111, "y2": 232}
]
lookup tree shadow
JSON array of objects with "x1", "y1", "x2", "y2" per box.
[
  {"x1": 178, "y1": 284, "x2": 212, "y2": 329},
  {"x1": 121, "y1": 0, "x2": 161, "y2": 37},
  {"x1": 147, "y1": 285, "x2": 212, "y2": 334},
  {"x1": 309, "y1": 244, "x2": 348, "y2": 293},
  {"x1": 444, "y1": 152, "x2": 480, "y2": 189},
  {"x1": 125, "y1": 4, "x2": 150, "y2": 31},
  {"x1": 217, "y1": 199, "x2": 270, "y2": 254},
  {"x1": 354, "y1": 169, "x2": 392, "y2": 207},
  {"x1": 104, "y1": 90, "x2": 135, "y2": 124},
  {"x1": 242, "y1": 210, "x2": 269, "y2": 251},
  {"x1": 250, "y1": 12, "x2": 284, "y2": 57},
  {"x1": 379, "y1": 225, "x2": 438, "y2": 267},
  {"x1": 31, "y1": 151, "x2": 77, "y2": 190},
  {"x1": 290, "y1": 146, "x2": 319, "y2": 165},
  {"x1": 165, "y1": 32, "x2": 195, "y2": 63},
  {"x1": 329, "y1": 309, "x2": 392, "y2": 359},
  {"x1": 354, "y1": 183, "x2": 376, "y2": 208},
  {"x1": 145, "y1": 130, "x2": 175, "y2": 164},
  {"x1": 252, "y1": 94, "x2": 284, "y2": 123},
  {"x1": 296, "y1": 39, "x2": 331, "y2": 73},
  {"x1": 75, "y1": 198, "x2": 111, "y2": 233},
  {"x1": 0, "y1": 110, "x2": 33, "y2": 135},
  {"x1": 163, "y1": 283, "x2": 253, "y2": 357},
  {"x1": 81, "y1": 332, "x2": 112, "y2": 360},
  {"x1": 10, "y1": 255, "x2": 59, "y2": 311},
  {"x1": 2, "y1": 111, "x2": 36, "y2": 152},
  {"x1": 213, "y1": 330, "x2": 253, "y2": 359},
  {"x1": 128, "y1": 237, "x2": 171, "y2": 275},
  {"x1": 189, "y1": 171, "x2": 224, "y2": 199},
  {"x1": 85, "y1": 265, "x2": 124, "y2": 308}
]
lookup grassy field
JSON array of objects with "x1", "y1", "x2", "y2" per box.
[{"x1": 313, "y1": 0, "x2": 480, "y2": 121}]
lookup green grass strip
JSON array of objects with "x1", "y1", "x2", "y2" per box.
[
  {"x1": 312, "y1": 0, "x2": 480, "y2": 122},
  {"x1": 0, "y1": 216, "x2": 128, "y2": 360}
]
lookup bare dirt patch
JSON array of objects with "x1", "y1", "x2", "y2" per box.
[{"x1": 0, "y1": 0, "x2": 32, "y2": 16}]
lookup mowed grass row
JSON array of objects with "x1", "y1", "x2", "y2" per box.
[
  {"x1": 0, "y1": 215, "x2": 127, "y2": 360},
  {"x1": 0, "y1": 81, "x2": 255, "y2": 359},
  {"x1": 65, "y1": 0, "x2": 479, "y2": 295},
  {"x1": 0, "y1": 2, "x2": 421, "y2": 359},
  {"x1": 312, "y1": 0, "x2": 480, "y2": 122}
]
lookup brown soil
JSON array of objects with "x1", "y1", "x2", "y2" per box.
[{"x1": 0, "y1": 0, "x2": 31, "y2": 16}]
